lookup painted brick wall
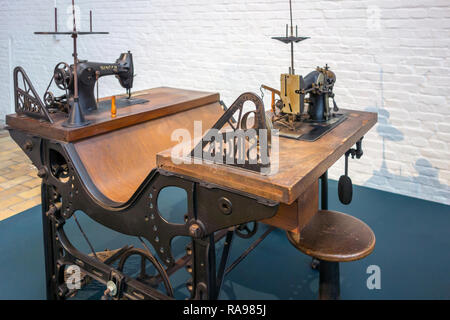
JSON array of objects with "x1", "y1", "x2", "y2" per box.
[{"x1": 1, "y1": 0, "x2": 449, "y2": 205}]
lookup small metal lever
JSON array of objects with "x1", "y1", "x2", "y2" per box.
[
  {"x1": 346, "y1": 137, "x2": 364, "y2": 159},
  {"x1": 338, "y1": 137, "x2": 364, "y2": 205}
]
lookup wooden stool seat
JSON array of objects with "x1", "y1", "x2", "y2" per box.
[{"x1": 287, "y1": 210, "x2": 375, "y2": 262}]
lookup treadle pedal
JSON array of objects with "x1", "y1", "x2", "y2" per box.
[{"x1": 63, "y1": 245, "x2": 132, "y2": 298}]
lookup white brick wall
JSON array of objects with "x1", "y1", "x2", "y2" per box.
[{"x1": 1, "y1": 0, "x2": 449, "y2": 205}]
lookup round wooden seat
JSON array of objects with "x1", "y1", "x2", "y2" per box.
[{"x1": 287, "y1": 210, "x2": 375, "y2": 262}]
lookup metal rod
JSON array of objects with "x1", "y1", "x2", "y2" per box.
[
  {"x1": 345, "y1": 154, "x2": 349, "y2": 176},
  {"x1": 90, "y1": 10, "x2": 92, "y2": 32},
  {"x1": 72, "y1": 0, "x2": 79, "y2": 101},
  {"x1": 312, "y1": 172, "x2": 330, "y2": 273},
  {"x1": 96, "y1": 72, "x2": 99, "y2": 104},
  {"x1": 41, "y1": 184, "x2": 57, "y2": 299},
  {"x1": 289, "y1": 0, "x2": 293, "y2": 35},
  {"x1": 321, "y1": 171, "x2": 328, "y2": 210},
  {"x1": 216, "y1": 230, "x2": 234, "y2": 296},
  {"x1": 290, "y1": 42, "x2": 294, "y2": 75},
  {"x1": 289, "y1": 0, "x2": 294, "y2": 74},
  {"x1": 319, "y1": 260, "x2": 340, "y2": 300},
  {"x1": 208, "y1": 234, "x2": 217, "y2": 299},
  {"x1": 102, "y1": 246, "x2": 132, "y2": 265},
  {"x1": 225, "y1": 226, "x2": 275, "y2": 275},
  {"x1": 54, "y1": 8, "x2": 58, "y2": 32},
  {"x1": 73, "y1": 213, "x2": 98, "y2": 259}
]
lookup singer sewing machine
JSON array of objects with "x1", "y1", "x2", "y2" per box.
[
  {"x1": 43, "y1": 51, "x2": 135, "y2": 114},
  {"x1": 5, "y1": 1, "x2": 378, "y2": 300},
  {"x1": 15, "y1": 51, "x2": 142, "y2": 129},
  {"x1": 20, "y1": 5, "x2": 143, "y2": 129}
]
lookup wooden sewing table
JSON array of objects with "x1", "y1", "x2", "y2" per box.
[
  {"x1": 157, "y1": 107, "x2": 377, "y2": 233},
  {"x1": 6, "y1": 86, "x2": 377, "y2": 300}
]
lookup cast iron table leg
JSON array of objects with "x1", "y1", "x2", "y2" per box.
[
  {"x1": 319, "y1": 260, "x2": 340, "y2": 300},
  {"x1": 317, "y1": 171, "x2": 340, "y2": 300},
  {"x1": 41, "y1": 183, "x2": 58, "y2": 300}
]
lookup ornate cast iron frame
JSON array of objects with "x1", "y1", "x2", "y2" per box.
[
  {"x1": 14, "y1": 67, "x2": 54, "y2": 123},
  {"x1": 9, "y1": 129, "x2": 279, "y2": 300}
]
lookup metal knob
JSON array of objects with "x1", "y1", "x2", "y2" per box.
[
  {"x1": 189, "y1": 224, "x2": 203, "y2": 238},
  {"x1": 37, "y1": 167, "x2": 47, "y2": 179}
]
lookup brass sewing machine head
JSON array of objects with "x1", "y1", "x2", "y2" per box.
[
  {"x1": 283, "y1": 64, "x2": 337, "y2": 122},
  {"x1": 261, "y1": 0, "x2": 345, "y2": 141}
]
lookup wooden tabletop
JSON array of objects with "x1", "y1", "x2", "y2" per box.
[
  {"x1": 6, "y1": 87, "x2": 219, "y2": 142},
  {"x1": 157, "y1": 110, "x2": 377, "y2": 205}
]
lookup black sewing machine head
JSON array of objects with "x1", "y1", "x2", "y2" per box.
[
  {"x1": 301, "y1": 65, "x2": 337, "y2": 122},
  {"x1": 11, "y1": 1, "x2": 142, "y2": 128},
  {"x1": 49, "y1": 51, "x2": 134, "y2": 114}
]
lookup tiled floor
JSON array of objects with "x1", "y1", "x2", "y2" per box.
[{"x1": 0, "y1": 128, "x2": 40, "y2": 221}]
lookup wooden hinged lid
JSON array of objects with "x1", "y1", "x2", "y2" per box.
[{"x1": 6, "y1": 87, "x2": 219, "y2": 142}]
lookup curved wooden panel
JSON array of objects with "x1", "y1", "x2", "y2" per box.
[{"x1": 73, "y1": 102, "x2": 223, "y2": 203}]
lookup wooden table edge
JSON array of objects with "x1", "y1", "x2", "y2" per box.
[
  {"x1": 156, "y1": 111, "x2": 378, "y2": 205},
  {"x1": 6, "y1": 87, "x2": 220, "y2": 142}
]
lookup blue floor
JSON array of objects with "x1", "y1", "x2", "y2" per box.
[{"x1": 0, "y1": 181, "x2": 449, "y2": 300}]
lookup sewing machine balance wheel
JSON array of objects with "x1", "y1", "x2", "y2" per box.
[{"x1": 53, "y1": 62, "x2": 73, "y2": 91}]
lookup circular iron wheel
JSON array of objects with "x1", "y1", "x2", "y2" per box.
[
  {"x1": 54, "y1": 62, "x2": 73, "y2": 91},
  {"x1": 117, "y1": 248, "x2": 174, "y2": 298}
]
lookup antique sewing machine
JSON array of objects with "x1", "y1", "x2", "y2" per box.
[
  {"x1": 261, "y1": 2, "x2": 344, "y2": 142},
  {"x1": 20, "y1": 5, "x2": 142, "y2": 129},
  {"x1": 5, "y1": 1, "x2": 377, "y2": 300},
  {"x1": 42, "y1": 51, "x2": 135, "y2": 116}
]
